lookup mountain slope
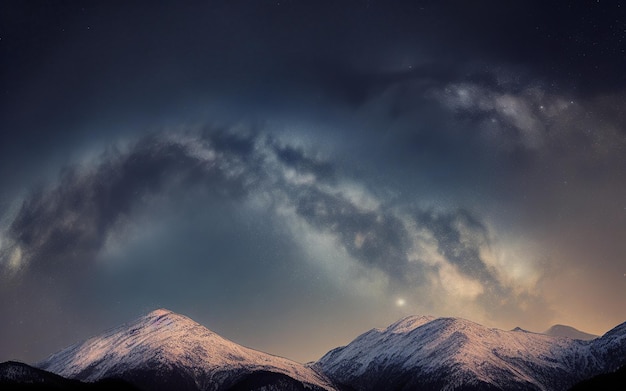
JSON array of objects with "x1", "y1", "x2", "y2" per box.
[
  {"x1": 589, "y1": 321, "x2": 626, "y2": 372},
  {"x1": 38, "y1": 309, "x2": 335, "y2": 391},
  {"x1": 544, "y1": 325, "x2": 598, "y2": 341},
  {"x1": 315, "y1": 316, "x2": 621, "y2": 391}
]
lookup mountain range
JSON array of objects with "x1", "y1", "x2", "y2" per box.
[
  {"x1": 2, "y1": 309, "x2": 625, "y2": 391},
  {"x1": 316, "y1": 315, "x2": 624, "y2": 390}
]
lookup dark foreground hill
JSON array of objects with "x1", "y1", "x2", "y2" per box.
[
  {"x1": 568, "y1": 365, "x2": 626, "y2": 391},
  {"x1": 0, "y1": 361, "x2": 139, "y2": 390}
]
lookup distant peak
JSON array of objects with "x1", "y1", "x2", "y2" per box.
[
  {"x1": 544, "y1": 324, "x2": 598, "y2": 341},
  {"x1": 512, "y1": 327, "x2": 529, "y2": 332}
]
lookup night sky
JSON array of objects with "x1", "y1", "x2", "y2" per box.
[{"x1": 1, "y1": 1, "x2": 626, "y2": 364}]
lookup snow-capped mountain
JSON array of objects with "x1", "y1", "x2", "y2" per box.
[
  {"x1": 543, "y1": 325, "x2": 598, "y2": 341},
  {"x1": 38, "y1": 309, "x2": 335, "y2": 391},
  {"x1": 315, "y1": 315, "x2": 626, "y2": 391}
]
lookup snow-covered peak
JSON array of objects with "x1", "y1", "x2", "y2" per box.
[{"x1": 38, "y1": 309, "x2": 335, "y2": 390}]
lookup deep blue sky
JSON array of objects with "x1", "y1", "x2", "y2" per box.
[{"x1": 1, "y1": 0, "x2": 625, "y2": 363}]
